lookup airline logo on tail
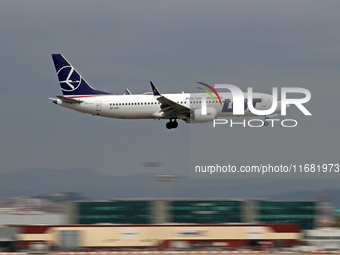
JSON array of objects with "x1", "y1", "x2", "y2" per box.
[
  {"x1": 57, "y1": 66, "x2": 82, "y2": 92},
  {"x1": 52, "y1": 54, "x2": 111, "y2": 96}
]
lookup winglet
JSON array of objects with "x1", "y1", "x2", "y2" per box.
[
  {"x1": 150, "y1": 81, "x2": 161, "y2": 96},
  {"x1": 125, "y1": 88, "x2": 132, "y2": 95}
]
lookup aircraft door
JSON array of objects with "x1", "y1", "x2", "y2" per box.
[{"x1": 96, "y1": 100, "x2": 101, "y2": 111}]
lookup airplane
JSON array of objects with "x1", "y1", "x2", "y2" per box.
[{"x1": 50, "y1": 54, "x2": 289, "y2": 129}]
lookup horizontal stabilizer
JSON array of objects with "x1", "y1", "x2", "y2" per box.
[{"x1": 56, "y1": 95, "x2": 83, "y2": 103}]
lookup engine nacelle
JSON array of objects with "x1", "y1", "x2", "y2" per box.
[{"x1": 186, "y1": 107, "x2": 217, "y2": 123}]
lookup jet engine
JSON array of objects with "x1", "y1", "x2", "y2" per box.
[{"x1": 186, "y1": 107, "x2": 217, "y2": 123}]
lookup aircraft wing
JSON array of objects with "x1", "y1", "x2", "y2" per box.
[
  {"x1": 150, "y1": 81, "x2": 190, "y2": 119},
  {"x1": 155, "y1": 96, "x2": 190, "y2": 119}
]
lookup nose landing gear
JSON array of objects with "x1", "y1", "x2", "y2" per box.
[
  {"x1": 264, "y1": 116, "x2": 269, "y2": 126},
  {"x1": 166, "y1": 119, "x2": 178, "y2": 129}
]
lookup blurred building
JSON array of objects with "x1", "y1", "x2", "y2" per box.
[
  {"x1": 11, "y1": 223, "x2": 301, "y2": 250},
  {"x1": 316, "y1": 196, "x2": 334, "y2": 228},
  {"x1": 0, "y1": 227, "x2": 19, "y2": 252},
  {"x1": 256, "y1": 201, "x2": 316, "y2": 229},
  {"x1": 66, "y1": 199, "x2": 317, "y2": 230},
  {"x1": 305, "y1": 228, "x2": 340, "y2": 250},
  {"x1": 5, "y1": 199, "x2": 320, "y2": 251}
]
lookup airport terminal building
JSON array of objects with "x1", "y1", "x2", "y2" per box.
[
  {"x1": 7, "y1": 199, "x2": 318, "y2": 251},
  {"x1": 14, "y1": 223, "x2": 300, "y2": 250},
  {"x1": 66, "y1": 199, "x2": 316, "y2": 229}
]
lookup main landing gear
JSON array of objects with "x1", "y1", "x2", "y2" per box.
[{"x1": 166, "y1": 119, "x2": 178, "y2": 129}]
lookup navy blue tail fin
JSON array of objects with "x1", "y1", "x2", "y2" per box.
[{"x1": 52, "y1": 54, "x2": 111, "y2": 96}]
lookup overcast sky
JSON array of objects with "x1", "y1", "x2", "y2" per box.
[{"x1": 0, "y1": 1, "x2": 340, "y2": 196}]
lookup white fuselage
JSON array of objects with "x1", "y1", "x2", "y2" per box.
[{"x1": 54, "y1": 92, "x2": 283, "y2": 120}]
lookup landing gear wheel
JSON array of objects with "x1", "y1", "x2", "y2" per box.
[
  {"x1": 166, "y1": 119, "x2": 178, "y2": 129},
  {"x1": 264, "y1": 116, "x2": 269, "y2": 127},
  {"x1": 166, "y1": 122, "x2": 173, "y2": 129}
]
